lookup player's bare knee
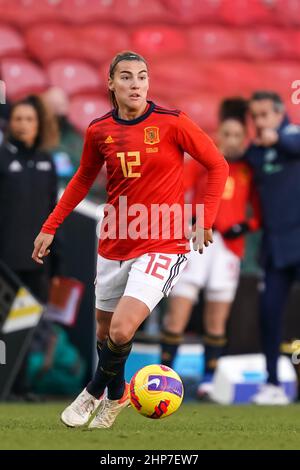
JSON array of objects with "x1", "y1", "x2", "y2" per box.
[{"x1": 109, "y1": 324, "x2": 133, "y2": 345}]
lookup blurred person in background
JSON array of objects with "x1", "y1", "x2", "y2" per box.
[
  {"x1": 160, "y1": 98, "x2": 261, "y2": 399},
  {"x1": 42, "y1": 87, "x2": 83, "y2": 182},
  {"x1": 0, "y1": 95, "x2": 64, "y2": 397},
  {"x1": 246, "y1": 91, "x2": 300, "y2": 405},
  {"x1": 0, "y1": 100, "x2": 11, "y2": 146}
]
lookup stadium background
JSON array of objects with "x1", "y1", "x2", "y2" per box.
[
  {"x1": 1, "y1": 0, "x2": 300, "y2": 131},
  {"x1": 0, "y1": 0, "x2": 300, "y2": 401}
]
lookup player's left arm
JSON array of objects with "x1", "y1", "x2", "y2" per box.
[{"x1": 175, "y1": 112, "x2": 229, "y2": 230}]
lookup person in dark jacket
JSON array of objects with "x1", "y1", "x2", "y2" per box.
[
  {"x1": 0, "y1": 95, "x2": 63, "y2": 397},
  {"x1": 246, "y1": 91, "x2": 300, "y2": 405},
  {"x1": 0, "y1": 98, "x2": 11, "y2": 146},
  {"x1": 0, "y1": 95, "x2": 62, "y2": 302}
]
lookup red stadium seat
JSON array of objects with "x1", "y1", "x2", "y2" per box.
[
  {"x1": 149, "y1": 59, "x2": 212, "y2": 98},
  {"x1": 275, "y1": 0, "x2": 300, "y2": 26},
  {"x1": 258, "y1": 62, "x2": 300, "y2": 96},
  {"x1": 188, "y1": 27, "x2": 243, "y2": 59},
  {"x1": 152, "y1": 60, "x2": 262, "y2": 98},
  {"x1": 220, "y1": 0, "x2": 278, "y2": 25},
  {"x1": 164, "y1": 0, "x2": 221, "y2": 24},
  {"x1": 69, "y1": 94, "x2": 111, "y2": 133},
  {"x1": 25, "y1": 24, "x2": 80, "y2": 64},
  {"x1": 75, "y1": 26, "x2": 131, "y2": 64},
  {"x1": 172, "y1": 93, "x2": 220, "y2": 132},
  {"x1": 132, "y1": 26, "x2": 187, "y2": 58},
  {"x1": 242, "y1": 28, "x2": 294, "y2": 60},
  {"x1": 290, "y1": 31, "x2": 300, "y2": 59},
  {"x1": 1, "y1": 58, "x2": 48, "y2": 100},
  {"x1": 0, "y1": 25, "x2": 25, "y2": 58},
  {"x1": 0, "y1": 0, "x2": 20, "y2": 26},
  {"x1": 47, "y1": 60, "x2": 103, "y2": 96},
  {"x1": 205, "y1": 61, "x2": 263, "y2": 96},
  {"x1": 59, "y1": 0, "x2": 116, "y2": 23},
  {"x1": 0, "y1": 0, "x2": 61, "y2": 27},
  {"x1": 113, "y1": 0, "x2": 171, "y2": 24}
]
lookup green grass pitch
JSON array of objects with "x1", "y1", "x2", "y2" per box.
[{"x1": 0, "y1": 402, "x2": 300, "y2": 450}]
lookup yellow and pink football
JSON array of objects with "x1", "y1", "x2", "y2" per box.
[{"x1": 129, "y1": 364, "x2": 184, "y2": 419}]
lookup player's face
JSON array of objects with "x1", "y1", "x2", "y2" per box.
[
  {"x1": 9, "y1": 104, "x2": 39, "y2": 147},
  {"x1": 109, "y1": 60, "x2": 149, "y2": 111},
  {"x1": 218, "y1": 119, "x2": 246, "y2": 160},
  {"x1": 250, "y1": 99, "x2": 284, "y2": 136}
]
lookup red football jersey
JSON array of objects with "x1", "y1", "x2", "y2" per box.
[
  {"x1": 42, "y1": 102, "x2": 228, "y2": 260},
  {"x1": 185, "y1": 157, "x2": 261, "y2": 258}
]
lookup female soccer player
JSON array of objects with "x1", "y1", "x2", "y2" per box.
[
  {"x1": 32, "y1": 51, "x2": 228, "y2": 428},
  {"x1": 161, "y1": 98, "x2": 261, "y2": 399}
]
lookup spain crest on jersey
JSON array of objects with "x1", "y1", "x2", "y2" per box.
[{"x1": 144, "y1": 126, "x2": 160, "y2": 145}]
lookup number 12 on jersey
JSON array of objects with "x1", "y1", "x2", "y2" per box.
[{"x1": 117, "y1": 151, "x2": 141, "y2": 178}]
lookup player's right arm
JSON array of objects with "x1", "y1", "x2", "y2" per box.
[{"x1": 32, "y1": 125, "x2": 104, "y2": 264}]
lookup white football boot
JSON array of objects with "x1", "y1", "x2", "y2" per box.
[
  {"x1": 61, "y1": 388, "x2": 103, "y2": 427},
  {"x1": 251, "y1": 384, "x2": 290, "y2": 405},
  {"x1": 88, "y1": 383, "x2": 130, "y2": 429}
]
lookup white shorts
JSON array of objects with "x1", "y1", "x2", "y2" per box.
[
  {"x1": 95, "y1": 252, "x2": 189, "y2": 312},
  {"x1": 170, "y1": 232, "x2": 240, "y2": 303}
]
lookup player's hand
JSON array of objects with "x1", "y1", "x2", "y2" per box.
[
  {"x1": 192, "y1": 227, "x2": 213, "y2": 254},
  {"x1": 255, "y1": 128, "x2": 278, "y2": 147},
  {"x1": 32, "y1": 232, "x2": 54, "y2": 264}
]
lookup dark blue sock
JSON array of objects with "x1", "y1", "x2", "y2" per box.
[
  {"x1": 203, "y1": 333, "x2": 226, "y2": 376},
  {"x1": 107, "y1": 365, "x2": 126, "y2": 400},
  {"x1": 95, "y1": 341, "x2": 125, "y2": 400},
  {"x1": 160, "y1": 330, "x2": 183, "y2": 368},
  {"x1": 87, "y1": 337, "x2": 132, "y2": 399}
]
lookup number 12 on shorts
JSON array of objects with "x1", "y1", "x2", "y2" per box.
[{"x1": 145, "y1": 254, "x2": 172, "y2": 280}]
